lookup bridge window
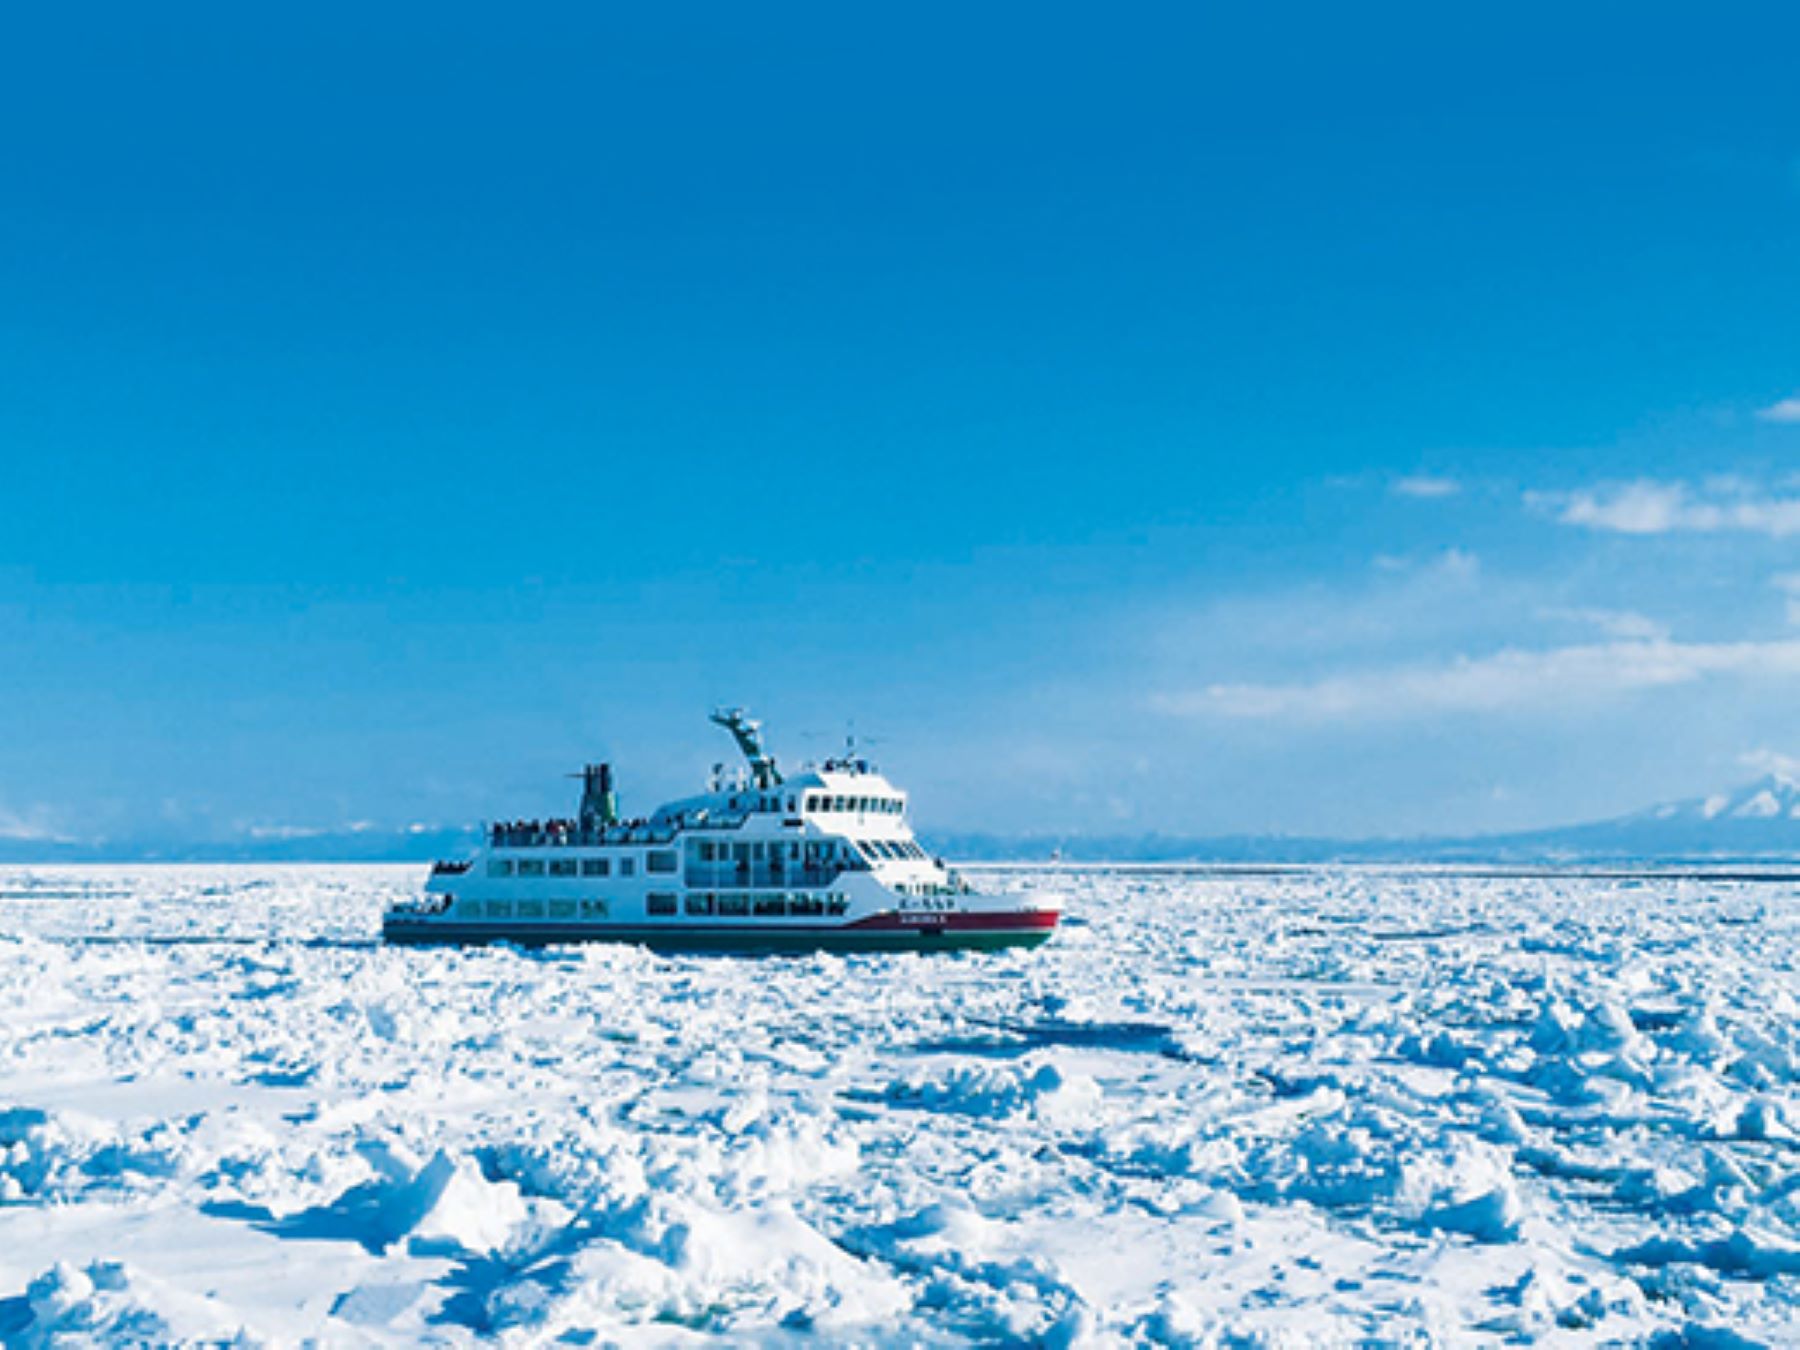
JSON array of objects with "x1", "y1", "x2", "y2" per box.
[
  {"x1": 619, "y1": 858, "x2": 636, "y2": 878},
  {"x1": 647, "y1": 851, "x2": 677, "y2": 874}
]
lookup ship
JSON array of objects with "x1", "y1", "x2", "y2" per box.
[{"x1": 382, "y1": 709, "x2": 1063, "y2": 952}]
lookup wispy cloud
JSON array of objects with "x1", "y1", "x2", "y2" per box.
[
  {"x1": 1739, "y1": 747, "x2": 1800, "y2": 780},
  {"x1": 1391, "y1": 475, "x2": 1461, "y2": 499},
  {"x1": 1532, "y1": 479, "x2": 1800, "y2": 537},
  {"x1": 0, "y1": 804, "x2": 72, "y2": 843},
  {"x1": 1372, "y1": 547, "x2": 1479, "y2": 578},
  {"x1": 1771, "y1": 572, "x2": 1800, "y2": 625},
  {"x1": 1757, "y1": 395, "x2": 1800, "y2": 424},
  {"x1": 1155, "y1": 636, "x2": 1800, "y2": 721},
  {"x1": 1540, "y1": 606, "x2": 1670, "y2": 641}
]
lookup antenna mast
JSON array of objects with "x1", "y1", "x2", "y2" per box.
[{"x1": 709, "y1": 707, "x2": 783, "y2": 789}]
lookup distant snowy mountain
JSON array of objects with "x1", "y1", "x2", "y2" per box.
[
  {"x1": 1488, "y1": 772, "x2": 1800, "y2": 862},
  {"x1": 933, "y1": 773, "x2": 1800, "y2": 865},
  {"x1": 1630, "y1": 772, "x2": 1800, "y2": 826},
  {"x1": 9, "y1": 777, "x2": 1800, "y2": 865}
]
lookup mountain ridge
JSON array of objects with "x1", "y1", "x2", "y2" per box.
[{"x1": 8, "y1": 774, "x2": 1800, "y2": 864}]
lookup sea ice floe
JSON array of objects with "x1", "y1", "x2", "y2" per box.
[{"x1": 0, "y1": 862, "x2": 1797, "y2": 1343}]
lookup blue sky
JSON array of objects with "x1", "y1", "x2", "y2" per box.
[{"x1": 5, "y1": 3, "x2": 1800, "y2": 846}]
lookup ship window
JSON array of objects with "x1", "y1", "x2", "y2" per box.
[
  {"x1": 518, "y1": 898, "x2": 545, "y2": 918},
  {"x1": 549, "y1": 859, "x2": 577, "y2": 877},
  {"x1": 486, "y1": 899, "x2": 512, "y2": 918},
  {"x1": 696, "y1": 841, "x2": 716, "y2": 863},
  {"x1": 685, "y1": 893, "x2": 714, "y2": 916},
  {"x1": 580, "y1": 898, "x2": 609, "y2": 918},
  {"x1": 619, "y1": 857, "x2": 636, "y2": 878},
  {"x1": 582, "y1": 858, "x2": 609, "y2": 877},
  {"x1": 549, "y1": 899, "x2": 576, "y2": 918},
  {"x1": 753, "y1": 895, "x2": 785, "y2": 916},
  {"x1": 647, "y1": 892, "x2": 677, "y2": 916},
  {"x1": 487, "y1": 859, "x2": 514, "y2": 877},
  {"x1": 518, "y1": 859, "x2": 545, "y2": 877},
  {"x1": 718, "y1": 893, "x2": 749, "y2": 916},
  {"x1": 806, "y1": 794, "x2": 821, "y2": 812},
  {"x1": 647, "y1": 850, "x2": 677, "y2": 874},
  {"x1": 790, "y1": 895, "x2": 825, "y2": 916}
]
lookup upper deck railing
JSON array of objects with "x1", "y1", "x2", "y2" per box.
[{"x1": 488, "y1": 818, "x2": 721, "y2": 849}]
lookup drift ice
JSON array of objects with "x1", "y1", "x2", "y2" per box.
[{"x1": 383, "y1": 709, "x2": 1062, "y2": 952}]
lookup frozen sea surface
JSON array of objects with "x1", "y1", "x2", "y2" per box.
[{"x1": 1, "y1": 864, "x2": 1798, "y2": 1346}]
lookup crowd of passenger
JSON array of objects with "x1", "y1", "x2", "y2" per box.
[{"x1": 488, "y1": 816, "x2": 659, "y2": 847}]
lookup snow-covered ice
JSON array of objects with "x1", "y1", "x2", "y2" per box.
[{"x1": 1, "y1": 863, "x2": 1797, "y2": 1344}]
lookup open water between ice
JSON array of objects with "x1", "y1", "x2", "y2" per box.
[{"x1": 0, "y1": 864, "x2": 1797, "y2": 1344}]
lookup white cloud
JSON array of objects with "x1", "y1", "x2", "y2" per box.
[
  {"x1": 1738, "y1": 747, "x2": 1800, "y2": 780},
  {"x1": 1541, "y1": 607, "x2": 1670, "y2": 641},
  {"x1": 1773, "y1": 573, "x2": 1800, "y2": 625},
  {"x1": 1392, "y1": 475, "x2": 1461, "y2": 499},
  {"x1": 1154, "y1": 636, "x2": 1800, "y2": 722},
  {"x1": 1757, "y1": 395, "x2": 1800, "y2": 424},
  {"x1": 1373, "y1": 547, "x2": 1479, "y2": 578},
  {"x1": 1533, "y1": 479, "x2": 1800, "y2": 537},
  {"x1": 0, "y1": 805, "x2": 70, "y2": 843},
  {"x1": 245, "y1": 823, "x2": 326, "y2": 841}
]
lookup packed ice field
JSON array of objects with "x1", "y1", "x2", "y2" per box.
[{"x1": 1, "y1": 865, "x2": 1797, "y2": 1346}]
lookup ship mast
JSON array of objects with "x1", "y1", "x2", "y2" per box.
[{"x1": 710, "y1": 707, "x2": 783, "y2": 789}]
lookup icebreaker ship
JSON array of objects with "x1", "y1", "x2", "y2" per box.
[{"x1": 382, "y1": 709, "x2": 1062, "y2": 952}]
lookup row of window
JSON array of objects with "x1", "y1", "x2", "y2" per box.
[
  {"x1": 461, "y1": 893, "x2": 851, "y2": 921},
  {"x1": 664, "y1": 891, "x2": 850, "y2": 918},
  {"x1": 806, "y1": 794, "x2": 902, "y2": 815},
  {"x1": 689, "y1": 839, "x2": 856, "y2": 864},
  {"x1": 488, "y1": 851, "x2": 676, "y2": 879},
  {"x1": 464, "y1": 897, "x2": 610, "y2": 920}
]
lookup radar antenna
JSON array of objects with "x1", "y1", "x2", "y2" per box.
[{"x1": 710, "y1": 707, "x2": 783, "y2": 789}]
